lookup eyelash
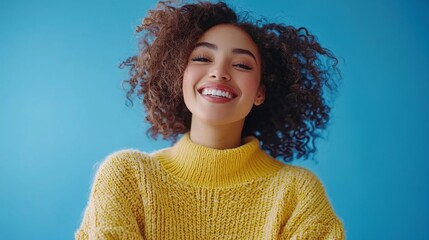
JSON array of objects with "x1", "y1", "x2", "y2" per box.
[
  {"x1": 191, "y1": 56, "x2": 253, "y2": 70},
  {"x1": 233, "y1": 63, "x2": 252, "y2": 70},
  {"x1": 191, "y1": 56, "x2": 211, "y2": 62}
]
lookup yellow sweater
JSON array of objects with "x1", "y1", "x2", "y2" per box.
[{"x1": 76, "y1": 134, "x2": 344, "y2": 239}]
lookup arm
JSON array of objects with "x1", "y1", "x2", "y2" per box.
[
  {"x1": 75, "y1": 151, "x2": 145, "y2": 240},
  {"x1": 281, "y1": 170, "x2": 344, "y2": 240}
]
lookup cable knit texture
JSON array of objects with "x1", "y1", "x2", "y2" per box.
[{"x1": 76, "y1": 133, "x2": 344, "y2": 239}]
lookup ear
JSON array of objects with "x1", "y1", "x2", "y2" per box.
[{"x1": 254, "y1": 85, "x2": 265, "y2": 106}]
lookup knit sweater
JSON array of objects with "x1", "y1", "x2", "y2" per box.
[{"x1": 75, "y1": 134, "x2": 344, "y2": 239}]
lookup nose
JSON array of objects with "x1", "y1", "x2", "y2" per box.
[{"x1": 209, "y1": 63, "x2": 231, "y2": 81}]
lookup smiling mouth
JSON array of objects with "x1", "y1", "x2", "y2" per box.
[{"x1": 199, "y1": 88, "x2": 235, "y2": 99}]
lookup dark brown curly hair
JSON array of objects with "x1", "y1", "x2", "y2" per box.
[{"x1": 120, "y1": 1, "x2": 340, "y2": 162}]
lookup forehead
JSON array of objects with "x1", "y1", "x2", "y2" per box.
[{"x1": 197, "y1": 24, "x2": 260, "y2": 58}]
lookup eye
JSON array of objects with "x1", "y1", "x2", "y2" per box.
[
  {"x1": 191, "y1": 56, "x2": 211, "y2": 62},
  {"x1": 233, "y1": 63, "x2": 253, "y2": 70}
]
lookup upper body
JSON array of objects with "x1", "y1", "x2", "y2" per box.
[
  {"x1": 76, "y1": 134, "x2": 344, "y2": 239},
  {"x1": 76, "y1": 1, "x2": 345, "y2": 239}
]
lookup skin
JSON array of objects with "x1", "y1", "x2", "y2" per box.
[{"x1": 182, "y1": 24, "x2": 265, "y2": 149}]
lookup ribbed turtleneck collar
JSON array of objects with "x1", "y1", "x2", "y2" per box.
[{"x1": 153, "y1": 133, "x2": 284, "y2": 188}]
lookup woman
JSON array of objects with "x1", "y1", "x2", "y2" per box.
[{"x1": 76, "y1": 1, "x2": 344, "y2": 239}]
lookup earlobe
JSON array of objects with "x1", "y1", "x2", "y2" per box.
[
  {"x1": 254, "y1": 96, "x2": 264, "y2": 106},
  {"x1": 254, "y1": 86, "x2": 265, "y2": 106}
]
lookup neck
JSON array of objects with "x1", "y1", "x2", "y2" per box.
[
  {"x1": 189, "y1": 117, "x2": 244, "y2": 149},
  {"x1": 153, "y1": 133, "x2": 285, "y2": 187}
]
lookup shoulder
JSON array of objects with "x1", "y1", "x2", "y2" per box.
[
  {"x1": 277, "y1": 164, "x2": 320, "y2": 183},
  {"x1": 93, "y1": 149, "x2": 153, "y2": 184},
  {"x1": 99, "y1": 149, "x2": 148, "y2": 168},
  {"x1": 275, "y1": 164, "x2": 327, "y2": 197}
]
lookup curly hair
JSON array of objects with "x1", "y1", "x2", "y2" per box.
[{"x1": 120, "y1": 1, "x2": 340, "y2": 162}]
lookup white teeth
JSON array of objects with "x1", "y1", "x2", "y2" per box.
[{"x1": 201, "y1": 88, "x2": 233, "y2": 99}]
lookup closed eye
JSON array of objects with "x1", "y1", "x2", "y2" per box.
[
  {"x1": 191, "y1": 56, "x2": 211, "y2": 62},
  {"x1": 233, "y1": 63, "x2": 253, "y2": 70}
]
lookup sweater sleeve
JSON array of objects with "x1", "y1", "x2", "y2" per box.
[
  {"x1": 281, "y1": 169, "x2": 345, "y2": 240},
  {"x1": 75, "y1": 151, "x2": 145, "y2": 240}
]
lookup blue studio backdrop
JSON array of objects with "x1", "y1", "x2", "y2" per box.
[{"x1": 1, "y1": 0, "x2": 428, "y2": 239}]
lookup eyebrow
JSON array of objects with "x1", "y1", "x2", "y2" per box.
[{"x1": 194, "y1": 41, "x2": 257, "y2": 63}]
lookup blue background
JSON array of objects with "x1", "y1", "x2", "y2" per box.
[{"x1": 1, "y1": 0, "x2": 428, "y2": 239}]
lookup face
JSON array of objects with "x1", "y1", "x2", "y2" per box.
[{"x1": 183, "y1": 24, "x2": 264, "y2": 128}]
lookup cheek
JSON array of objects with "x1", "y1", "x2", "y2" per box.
[
  {"x1": 182, "y1": 68, "x2": 193, "y2": 90},
  {"x1": 182, "y1": 65, "x2": 206, "y2": 93},
  {"x1": 240, "y1": 75, "x2": 261, "y2": 97},
  {"x1": 182, "y1": 65, "x2": 197, "y2": 86},
  {"x1": 182, "y1": 66, "x2": 196, "y2": 104}
]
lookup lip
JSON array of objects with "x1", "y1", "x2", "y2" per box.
[
  {"x1": 197, "y1": 83, "x2": 238, "y2": 97},
  {"x1": 197, "y1": 83, "x2": 238, "y2": 103}
]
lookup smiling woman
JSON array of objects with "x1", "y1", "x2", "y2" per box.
[
  {"x1": 75, "y1": 1, "x2": 344, "y2": 239},
  {"x1": 183, "y1": 24, "x2": 265, "y2": 149}
]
